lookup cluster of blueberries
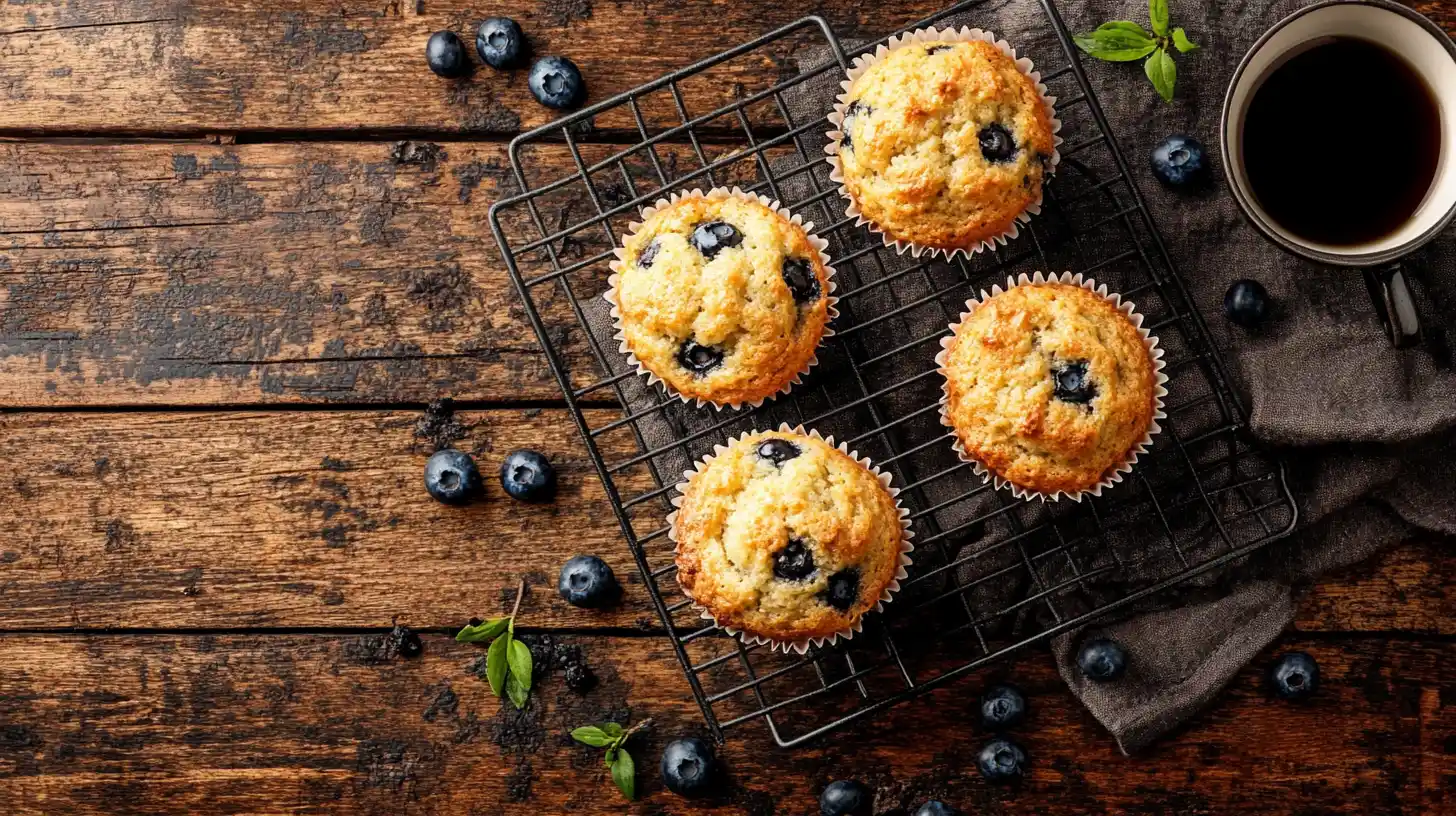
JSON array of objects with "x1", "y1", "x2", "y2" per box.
[
  {"x1": 425, "y1": 18, "x2": 586, "y2": 110},
  {"x1": 1150, "y1": 135, "x2": 1272, "y2": 329},
  {"x1": 424, "y1": 446, "x2": 557, "y2": 504}
]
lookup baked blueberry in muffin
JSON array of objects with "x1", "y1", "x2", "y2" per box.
[
  {"x1": 608, "y1": 190, "x2": 834, "y2": 407},
  {"x1": 671, "y1": 429, "x2": 909, "y2": 647},
  {"x1": 832, "y1": 35, "x2": 1056, "y2": 254},
  {"x1": 939, "y1": 279, "x2": 1159, "y2": 497}
]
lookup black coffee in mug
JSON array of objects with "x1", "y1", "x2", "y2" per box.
[{"x1": 1242, "y1": 37, "x2": 1441, "y2": 246}]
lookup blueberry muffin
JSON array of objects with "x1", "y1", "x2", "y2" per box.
[
  {"x1": 672, "y1": 429, "x2": 908, "y2": 647},
  {"x1": 833, "y1": 37, "x2": 1056, "y2": 253},
  {"x1": 939, "y1": 280, "x2": 1158, "y2": 496},
  {"x1": 609, "y1": 191, "x2": 833, "y2": 407}
]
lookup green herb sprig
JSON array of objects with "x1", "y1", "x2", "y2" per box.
[
  {"x1": 1074, "y1": 0, "x2": 1199, "y2": 102},
  {"x1": 571, "y1": 718, "x2": 653, "y2": 800},
  {"x1": 455, "y1": 578, "x2": 533, "y2": 710}
]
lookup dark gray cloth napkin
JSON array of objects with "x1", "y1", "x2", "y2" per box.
[
  {"x1": 774, "y1": 0, "x2": 1456, "y2": 753},
  {"x1": 578, "y1": 0, "x2": 1455, "y2": 755}
]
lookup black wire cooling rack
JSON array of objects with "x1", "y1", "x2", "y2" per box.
[{"x1": 489, "y1": 0, "x2": 1298, "y2": 747}]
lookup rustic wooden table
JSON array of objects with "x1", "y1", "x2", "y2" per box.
[{"x1": 1, "y1": 1, "x2": 1452, "y2": 813}]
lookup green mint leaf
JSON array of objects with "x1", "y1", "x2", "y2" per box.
[
  {"x1": 601, "y1": 722, "x2": 625, "y2": 739},
  {"x1": 507, "y1": 638, "x2": 533, "y2": 693},
  {"x1": 486, "y1": 632, "x2": 510, "y2": 697},
  {"x1": 1149, "y1": 0, "x2": 1169, "y2": 36},
  {"x1": 455, "y1": 618, "x2": 510, "y2": 644},
  {"x1": 1171, "y1": 28, "x2": 1199, "y2": 53},
  {"x1": 1097, "y1": 20, "x2": 1154, "y2": 38},
  {"x1": 611, "y1": 748, "x2": 636, "y2": 800},
  {"x1": 1075, "y1": 28, "x2": 1158, "y2": 62},
  {"x1": 1144, "y1": 47, "x2": 1177, "y2": 102},
  {"x1": 572, "y1": 726, "x2": 613, "y2": 748},
  {"x1": 505, "y1": 669, "x2": 529, "y2": 710}
]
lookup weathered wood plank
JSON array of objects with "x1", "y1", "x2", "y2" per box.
[
  {"x1": 0, "y1": 408, "x2": 662, "y2": 629},
  {"x1": 0, "y1": 140, "x2": 692, "y2": 405},
  {"x1": 0, "y1": 633, "x2": 1447, "y2": 814},
  {"x1": 0, "y1": 408, "x2": 1450, "y2": 633},
  {"x1": 0, "y1": 0, "x2": 952, "y2": 135}
]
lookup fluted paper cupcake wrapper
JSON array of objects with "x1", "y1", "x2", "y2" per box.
[
  {"x1": 665, "y1": 423, "x2": 916, "y2": 654},
  {"x1": 824, "y1": 26, "x2": 1063, "y2": 261},
  {"x1": 934, "y1": 271, "x2": 1169, "y2": 502},
  {"x1": 603, "y1": 187, "x2": 839, "y2": 411}
]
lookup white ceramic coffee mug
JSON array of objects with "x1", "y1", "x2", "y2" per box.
[{"x1": 1222, "y1": 0, "x2": 1456, "y2": 348}]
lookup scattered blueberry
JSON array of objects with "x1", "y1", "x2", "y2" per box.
[
  {"x1": 660, "y1": 737, "x2": 717, "y2": 797},
  {"x1": 979, "y1": 123, "x2": 1017, "y2": 162},
  {"x1": 557, "y1": 555, "x2": 620, "y2": 609},
  {"x1": 976, "y1": 738, "x2": 1027, "y2": 783},
  {"x1": 820, "y1": 780, "x2": 872, "y2": 816},
  {"x1": 980, "y1": 684, "x2": 1027, "y2": 730},
  {"x1": 500, "y1": 449, "x2": 557, "y2": 502},
  {"x1": 757, "y1": 438, "x2": 801, "y2": 465},
  {"x1": 396, "y1": 629, "x2": 424, "y2": 658},
  {"x1": 1051, "y1": 360, "x2": 1096, "y2": 405},
  {"x1": 424, "y1": 449, "x2": 482, "y2": 504},
  {"x1": 914, "y1": 801, "x2": 962, "y2": 816},
  {"x1": 425, "y1": 31, "x2": 469, "y2": 78},
  {"x1": 926, "y1": 44, "x2": 956, "y2": 55},
  {"x1": 1269, "y1": 651, "x2": 1319, "y2": 701},
  {"x1": 1224, "y1": 279, "x2": 1270, "y2": 328},
  {"x1": 772, "y1": 539, "x2": 816, "y2": 581},
  {"x1": 528, "y1": 56, "x2": 586, "y2": 109},
  {"x1": 690, "y1": 221, "x2": 742, "y2": 258},
  {"x1": 475, "y1": 17, "x2": 525, "y2": 69},
  {"x1": 822, "y1": 568, "x2": 860, "y2": 612},
  {"x1": 1150, "y1": 134, "x2": 1208, "y2": 187},
  {"x1": 637, "y1": 238, "x2": 661, "y2": 268},
  {"x1": 677, "y1": 339, "x2": 724, "y2": 375},
  {"x1": 1077, "y1": 637, "x2": 1129, "y2": 682},
  {"x1": 781, "y1": 258, "x2": 820, "y2": 303}
]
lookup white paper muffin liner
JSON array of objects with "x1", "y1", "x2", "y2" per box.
[
  {"x1": 935, "y1": 271, "x2": 1168, "y2": 502},
  {"x1": 824, "y1": 26, "x2": 1064, "y2": 261},
  {"x1": 602, "y1": 187, "x2": 839, "y2": 411},
  {"x1": 665, "y1": 424, "x2": 916, "y2": 654}
]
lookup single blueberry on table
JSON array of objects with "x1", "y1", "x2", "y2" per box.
[
  {"x1": 660, "y1": 737, "x2": 717, "y2": 797},
  {"x1": 425, "y1": 31, "x2": 469, "y2": 78},
  {"x1": 690, "y1": 221, "x2": 742, "y2": 258},
  {"x1": 557, "y1": 555, "x2": 621, "y2": 609},
  {"x1": 781, "y1": 258, "x2": 820, "y2": 303},
  {"x1": 637, "y1": 238, "x2": 661, "y2": 269},
  {"x1": 976, "y1": 738, "x2": 1027, "y2": 783},
  {"x1": 1150, "y1": 134, "x2": 1208, "y2": 188},
  {"x1": 914, "y1": 801, "x2": 963, "y2": 816},
  {"x1": 1051, "y1": 360, "x2": 1097, "y2": 405},
  {"x1": 1224, "y1": 279, "x2": 1270, "y2": 328},
  {"x1": 820, "y1": 779, "x2": 872, "y2": 816},
  {"x1": 757, "y1": 438, "x2": 801, "y2": 465},
  {"x1": 1077, "y1": 637, "x2": 1129, "y2": 682},
  {"x1": 1269, "y1": 651, "x2": 1320, "y2": 701},
  {"x1": 822, "y1": 568, "x2": 860, "y2": 612},
  {"x1": 475, "y1": 17, "x2": 525, "y2": 69},
  {"x1": 677, "y1": 339, "x2": 724, "y2": 375},
  {"x1": 500, "y1": 449, "x2": 556, "y2": 502},
  {"x1": 980, "y1": 683, "x2": 1028, "y2": 731},
  {"x1": 979, "y1": 123, "x2": 1017, "y2": 162},
  {"x1": 424, "y1": 448, "x2": 482, "y2": 504},
  {"x1": 772, "y1": 539, "x2": 816, "y2": 581},
  {"x1": 528, "y1": 56, "x2": 586, "y2": 109}
]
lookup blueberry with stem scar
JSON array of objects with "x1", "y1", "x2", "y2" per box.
[
  {"x1": 979, "y1": 123, "x2": 1017, "y2": 162},
  {"x1": 677, "y1": 340, "x2": 723, "y2": 375},
  {"x1": 690, "y1": 221, "x2": 741, "y2": 258},
  {"x1": 757, "y1": 438, "x2": 800, "y2": 465}
]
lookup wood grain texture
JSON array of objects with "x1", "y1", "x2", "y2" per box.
[
  {"x1": 0, "y1": 407, "x2": 1449, "y2": 632},
  {"x1": 0, "y1": 0, "x2": 949, "y2": 136},
  {"x1": 0, "y1": 408, "x2": 660, "y2": 629},
  {"x1": 0, "y1": 632, "x2": 1448, "y2": 814}
]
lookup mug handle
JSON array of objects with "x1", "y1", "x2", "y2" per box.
[{"x1": 1362, "y1": 262, "x2": 1423, "y2": 349}]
